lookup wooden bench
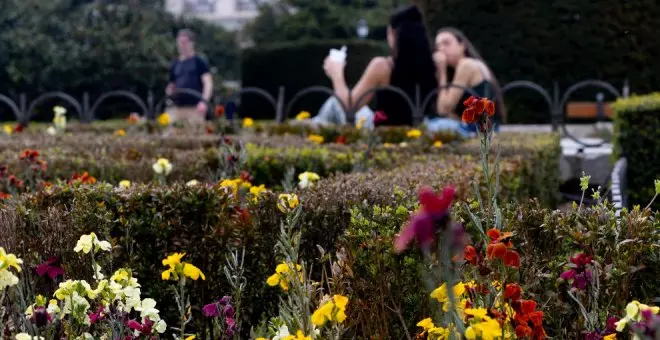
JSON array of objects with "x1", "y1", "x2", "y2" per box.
[{"x1": 566, "y1": 101, "x2": 613, "y2": 119}]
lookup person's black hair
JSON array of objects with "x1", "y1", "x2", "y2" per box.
[{"x1": 378, "y1": 5, "x2": 436, "y2": 126}]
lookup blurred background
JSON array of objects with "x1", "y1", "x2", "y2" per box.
[{"x1": 0, "y1": 0, "x2": 658, "y2": 123}]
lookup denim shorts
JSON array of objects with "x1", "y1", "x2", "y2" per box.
[{"x1": 424, "y1": 117, "x2": 500, "y2": 137}]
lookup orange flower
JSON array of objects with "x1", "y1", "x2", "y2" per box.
[
  {"x1": 0, "y1": 192, "x2": 11, "y2": 200},
  {"x1": 486, "y1": 228, "x2": 520, "y2": 268},
  {"x1": 71, "y1": 172, "x2": 97, "y2": 185},
  {"x1": 486, "y1": 100, "x2": 495, "y2": 117},
  {"x1": 20, "y1": 149, "x2": 40, "y2": 160},
  {"x1": 462, "y1": 107, "x2": 477, "y2": 124},
  {"x1": 464, "y1": 245, "x2": 477, "y2": 265},
  {"x1": 475, "y1": 98, "x2": 487, "y2": 114},
  {"x1": 515, "y1": 325, "x2": 533, "y2": 338},
  {"x1": 215, "y1": 105, "x2": 225, "y2": 117}
]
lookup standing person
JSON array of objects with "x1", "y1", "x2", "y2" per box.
[
  {"x1": 315, "y1": 5, "x2": 437, "y2": 129},
  {"x1": 427, "y1": 27, "x2": 505, "y2": 136},
  {"x1": 165, "y1": 29, "x2": 214, "y2": 124}
]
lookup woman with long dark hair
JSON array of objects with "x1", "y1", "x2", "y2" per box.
[
  {"x1": 427, "y1": 27, "x2": 506, "y2": 135},
  {"x1": 314, "y1": 5, "x2": 437, "y2": 128}
]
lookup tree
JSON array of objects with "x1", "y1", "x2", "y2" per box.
[{"x1": 245, "y1": 0, "x2": 402, "y2": 44}]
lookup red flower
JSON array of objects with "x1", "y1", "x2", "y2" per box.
[
  {"x1": 462, "y1": 96, "x2": 495, "y2": 125},
  {"x1": 35, "y1": 257, "x2": 65, "y2": 280},
  {"x1": 8, "y1": 175, "x2": 23, "y2": 189},
  {"x1": 335, "y1": 135, "x2": 347, "y2": 145},
  {"x1": 463, "y1": 245, "x2": 477, "y2": 265},
  {"x1": 515, "y1": 324, "x2": 533, "y2": 338},
  {"x1": 13, "y1": 124, "x2": 24, "y2": 133},
  {"x1": 127, "y1": 113, "x2": 140, "y2": 124},
  {"x1": 0, "y1": 192, "x2": 11, "y2": 200},
  {"x1": 20, "y1": 149, "x2": 40, "y2": 160},
  {"x1": 394, "y1": 186, "x2": 456, "y2": 253},
  {"x1": 240, "y1": 171, "x2": 252, "y2": 183},
  {"x1": 486, "y1": 242, "x2": 507, "y2": 259},
  {"x1": 505, "y1": 283, "x2": 522, "y2": 301},
  {"x1": 503, "y1": 249, "x2": 521, "y2": 268},
  {"x1": 215, "y1": 105, "x2": 225, "y2": 117}
]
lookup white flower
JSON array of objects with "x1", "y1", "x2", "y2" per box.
[
  {"x1": 135, "y1": 298, "x2": 160, "y2": 321},
  {"x1": 73, "y1": 233, "x2": 111, "y2": 254},
  {"x1": 46, "y1": 126, "x2": 57, "y2": 136},
  {"x1": 0, "y1": 269, "x2": 19, "y2": 290},
  {"x1": 93, "y1": 264, "x2": 104, "y2": 281},
  {"x1": 186, "y1": 180, "x2": 199, "y2": 187},
  {"x1": 155, "y1": 319, "x2": 167, "y2": 333},
  {"x1": 46, "y1": 300, "x2": 60, "y2": 315},
  {"x1": 273, "y1": 325, "x2": 290, "y2": 340},
  {"x1": 298, "y1": 171, "x2": 320, "y2": 189},
  {"x1": 15, "y1": 333, "x2": 43, "y2": 340},
  {"x1": 152, "y1": 158, "x2": 173, "y2": 176}
]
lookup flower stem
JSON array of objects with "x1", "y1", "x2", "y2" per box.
[
  {"x1": 645, "y1": 193, "x2": 657, "y2": 210},
  {"x1": 179, "y1": 277, "x2": 187, "y2": 340}
]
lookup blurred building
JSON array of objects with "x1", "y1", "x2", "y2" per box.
[{"x1": 164, "y1": 0, "x2": 267, "y2": 31}]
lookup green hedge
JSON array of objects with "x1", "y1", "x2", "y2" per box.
[
  {"x1": 612, "y1": 92, "x2": 660, "y2": 210},
  {"x1": 240, "y1": 40, "x2": 388, "y2": 120}
]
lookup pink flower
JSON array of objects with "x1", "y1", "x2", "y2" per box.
[
  {"x1": 374, "y1": 110, "x2": 388, "y2": 125},
  {"x1": 202, "y1": 303, "x2": 220, "y2": 317},
  {"x1": 394, "y1": 186, "x2": 456, "y2": 253}
]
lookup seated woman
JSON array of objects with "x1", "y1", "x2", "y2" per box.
[
  {"x1": 313, "y1": 5, "x2": 437, "y2": 129},
  {"x1": 428, "y1": 27, "x2": 505, "y2": 136}
]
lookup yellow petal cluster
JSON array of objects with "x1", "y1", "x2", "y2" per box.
[
  {"x1": 311, "y1": 295, "x2": 348, "y2": 326},
  {"x1": 161, "y1": 253, "x2": 205, "y2": 281},
  {"x1": 266, "y1": 262, "x2": 303, "y2": 291},
  {"x1": 0, "y1": 247, "x2": 23, "y2": 290},
  {"x1": 277, "y1": 193, "x2": 299, "y2": 213}
]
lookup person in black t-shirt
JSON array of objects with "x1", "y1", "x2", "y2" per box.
[{"x1": 165, "y1": 29, "x2": 214, "y2": 124}]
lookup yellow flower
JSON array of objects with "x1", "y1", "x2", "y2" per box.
[
  {"x1": 615, "y1": 300, "x2": 660, "y2": 331},
  {"x1": 0, "y1": 247, "x2": 23, "y2": 272},
  {"x1": 119, "y1": 180, "x2": 131, "y2": 189},
  {"x1": 603, "y1": 334, "x2": 616, "y2": 340},
  {"x1": 277, "y1": 194, "x2": 299, "y2": 213},
  {"x1": 356, "y1": 116, "x2": 367, "y2": 130},
  {"x1": 266, "y1": 262, "x2": 303, "y2": 291},
  {"x1": 114, "y1": 129, "x2": 126, "y2": 136},
  {"x1": 157, "y1": 113, "x2": 171, "y2": 126},
  {"x1": 219, "y1": 178, "x2": 249, "y2": 197},
  {"x1": 3, "y1": 124, "x2": 12, "y2": 135},
  {"x1": 417, "y1": 318, "x2": 435, "y2": 331},
  {"x1": 465, "y1": 308, "x2": 488, "y2": 320},
  {"x1": 242, "y1": 117, "x2": 254, "y2": 128},
  {"x1": 282, "y1": 330, "x2": 310, "y2": 340},
  {"x1": 311, "y1": 295, "x2": 348, "y2": 326},
  {"x1": 296, "y1": 111, "x2": 311, "y2": 120},
  {"x1": 465, "y1": 316, "x2": 501, "y2": 340},
  {"x1": 184, "y1": 336, "x2": 196, "y2": 340},
  {"x1": 249, "y1": 185, "x2": 267, "y2": 202},
  {"x1": 433, "y1": 140, "x2": 443, "y2": 148},
  {"x1": 430, "y1": 282, "x2": 466, "y2": 308},
  {"x1": 307, "y1": 134, "x2": 324, "y2": 144},
  {"x1": 182, "y1": 263, "x2": 205, "y2": 280},
  {"x1": 152, "y1": 158, "x2": 173, "y2": 176},
  {"x1": 406, "y1": 129, "x2": 422, "y2": 139},
  {"x1": 255, "y1": 338, "x2": 268, "y2": 340},
  {"x1": 162, "y1": 253, "x2": 185, "y2": 267},
  {"x1": 383, "y1": 143, "x2": 394, "y2": 148},
  {"x1": 186, "y1": 180, "x2": 199, "y2": 187}
]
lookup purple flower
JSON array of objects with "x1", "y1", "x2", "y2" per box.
[
  {"x1": 223, "y1": 304, "x2": 234, "y2": 319},
  {"x1": 606, "y1": 316, "x2": 619, "y2": 332},
  {"x1": 219, "y1": 296, "x2": 231, "y2": 305},
  {"x1": 202, "y1": 303, "x2": 220, "y2": 317},
  {"x1": 35, "y1": 257, "x2": 64, "y2": 280}
]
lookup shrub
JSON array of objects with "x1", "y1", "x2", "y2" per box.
[
  {"x1": 612, "y1": 92, "x2": 660, "y2": 210},
  {"x1": 240, "y1": 40, "x2": 388, "y2": 120}
]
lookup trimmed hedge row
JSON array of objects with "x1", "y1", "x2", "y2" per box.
[
  {"x1": 612, "y1": 92, "x2": 660, "y2": 210},
  {"x1": 0, "y1": 149, "x2": 540, "y2": 336}
]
